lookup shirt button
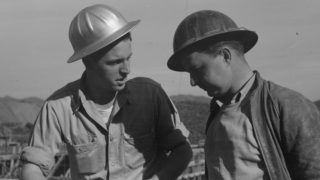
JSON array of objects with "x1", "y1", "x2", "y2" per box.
[{"x1": 111, "y1": 161, "x2": 116, "y2": 166}]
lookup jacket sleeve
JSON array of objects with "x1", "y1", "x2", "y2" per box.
[{"x1": 274, "y1": 87, "x2": 320, "y2": 179}]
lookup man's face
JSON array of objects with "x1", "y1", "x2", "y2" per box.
[
  {"x1": 86, "y1": 38, "x2": 132, "y2": 92},
  {"x1": 182, "y1": 50, "x2": 232, "y2": 98}
]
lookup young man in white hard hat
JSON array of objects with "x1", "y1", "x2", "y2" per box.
[
  {"x1": 20, "y1": 4, "x2": 192, "y2": 180},
  {"x1": 167, "y1": 10, "x2": 320, "y2": 179}
]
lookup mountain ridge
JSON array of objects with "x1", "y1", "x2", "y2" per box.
[{"x1": 0, "y1": 96, "x2": 43, "y2": 124}]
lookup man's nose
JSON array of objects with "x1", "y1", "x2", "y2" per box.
[
  {"x1": 120, "y1": 60, "x2": 130, "y2": 74},
  {"x1": 190, "y1": 75, "x2": 197, "y2": 86}
]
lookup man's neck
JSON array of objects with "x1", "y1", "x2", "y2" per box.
[
  {"x1": 84, "y1": 74, "x2": 117, "y2": 105},
  {"x1": 231, "y1": 64, "x2": 254, "y2": 93},
  {"x1": 219, "y1": 70, "x2": 254, "y2": 105}
]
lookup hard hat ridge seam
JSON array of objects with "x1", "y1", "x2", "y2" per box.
[
  {"x1": 84, "y1": 12, "x2": 94, "y2": 35},
  {"x1": 76, "y1": 15, "x2": 83, "y2": 38},
  {"x1": 89, "y1": 11, "x2": 110, "y2": 27}
]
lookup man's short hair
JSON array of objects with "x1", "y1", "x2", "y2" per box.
[
  {"x1": 180, "y1": 40, "x2": 244, "y2": 61},
  {"x1": 202, "y1": 41, "x2": 244, "y2": 57}
]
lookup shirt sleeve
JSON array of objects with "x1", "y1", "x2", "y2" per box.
[
  {"x1": 20, "y1": 101, "x2": 63, "y2": 177},
  {"x1": 155, "y1": 87, "x2": 190, "y2": 151},
  {"x1": 168, "y1": 98, "x2": 190, "y2": 138}
]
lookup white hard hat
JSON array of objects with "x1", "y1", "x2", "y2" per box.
[{"x1": 68, "y1": 4, "x2": 140, "y2": 63}]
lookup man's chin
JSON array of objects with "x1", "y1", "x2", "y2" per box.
[
  {"x1": 207, "y1": 91, "x2": 221, "y2": 101},
  {"x1": 206, "y1": 90, "x2": 215, "y2": 97}
]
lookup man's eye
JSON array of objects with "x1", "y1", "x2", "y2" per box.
[
  {"x1": 107, "y1": 60, "x2": 122, "y2": 65},
  {"x1": 191, "y1": 66, "x2": 201, "y2": 73}
]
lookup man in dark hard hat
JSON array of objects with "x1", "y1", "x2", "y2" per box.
[
  {"x1": 167, "y1": 10, "x2": 320, "y2": 179},
  {"x1": 20, "y1": 4, "x2": 192, "y2": 180}
]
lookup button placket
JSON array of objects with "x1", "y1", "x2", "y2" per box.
[{"x1": 108, "y1": 123, "x2": 123, "y2": 170}]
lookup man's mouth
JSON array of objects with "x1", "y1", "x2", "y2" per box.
[{"x1": 116, "y1": 77, "x2": 127, "y2": 84}]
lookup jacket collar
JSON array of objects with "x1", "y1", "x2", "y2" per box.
[{"x1": 206, "y1": 70, "x2": 263, "y2": 132}]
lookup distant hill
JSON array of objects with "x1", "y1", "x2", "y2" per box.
[
  {"x1": 0, "y1": 96, "x2": 43, "y2": 124},
  {"x1": 0, "y1": 96, "x2": 43, "y2": 142},
  {"x1": 171, "y1": 95, "x2": 211, "y2": 144},
  {"x1": 315, "y1": 100, "x2": 320, "y2": 110}
]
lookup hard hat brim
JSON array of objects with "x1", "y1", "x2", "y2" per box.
[
  {"x1": 167, "y1": 29, "x2": 258, "y2": 72},
  {"x1": 67, "y1": 20, "x2": 140, "y2": 63}
]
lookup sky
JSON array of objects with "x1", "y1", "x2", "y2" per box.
[{"x1": 1, "y1": 0, "x2": 320, "y2": 101}]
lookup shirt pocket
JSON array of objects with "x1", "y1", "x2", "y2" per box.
[
  {"x1": 123, "y1": 132, "x2": 156, "y2": 169},
  {"x1": 68, "y1": 136, "x2": 106, "y2": 175}
]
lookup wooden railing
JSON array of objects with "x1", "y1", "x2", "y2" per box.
[{"x1": 178, "y1": 145, "x2": 205, "y2": 180}]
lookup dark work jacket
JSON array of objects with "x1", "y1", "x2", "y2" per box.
[{"x1": 206, "y1": 71, "x2": 320, "y2": 180}]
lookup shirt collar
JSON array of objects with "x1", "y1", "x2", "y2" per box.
[
  {"x1": 71, "y1": 73, "x2": 86, "y2": 112},
  {"x1": 73, "y1": 72, "x2": 131, "y2": 112}
]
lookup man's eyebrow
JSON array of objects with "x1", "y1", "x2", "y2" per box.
[{"x1": 110, "y1": 53, "x2": 133, "y2": 61}]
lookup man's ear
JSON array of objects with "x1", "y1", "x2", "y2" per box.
[{"x1": 221, "y1": 48, "x2": 231, "y2": 63}]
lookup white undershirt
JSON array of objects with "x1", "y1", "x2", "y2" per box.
[
  {"x1": 95, "y1": 103, "x2": 114, "y2": 124},
  {"x1": 93, "y1": 93, "x2": 117, "y2": 124}
]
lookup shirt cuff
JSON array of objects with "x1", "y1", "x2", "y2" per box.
[
  {"x1": 20, "y1": 146, "x2": 55, "y2": 177},
  {"x1": 161, "y1": 129, "x2": 189, "y2": 151}
]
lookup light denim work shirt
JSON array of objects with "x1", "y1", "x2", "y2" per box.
[{"x1": 21, "y1": 75, "x2": 189, "y2": 180}]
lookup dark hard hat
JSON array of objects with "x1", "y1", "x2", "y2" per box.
[
  {"x1": 167, "y1": 10, "x2": 258, "y2": 71},
  {"x1": 67, "y1": 4, "x2": 140, "y2": 63}
]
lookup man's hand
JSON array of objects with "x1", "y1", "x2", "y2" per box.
[
  {"x1": 155, "y1": 142, "x2": 192, "y2": 180},
  {"x1": 145, "y1": 175, "x2": 160, "y2": 180},
  {"x1": 21, "y1": 163, "x2": 46, "y2": 180}
]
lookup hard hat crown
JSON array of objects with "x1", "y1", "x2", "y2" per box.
[
  {"x1": 68, "y1": 4, "x2": 140, "y2": 63},
  {"x1": 167, "y1": 10, "x2": 258, "y2": 71}
]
